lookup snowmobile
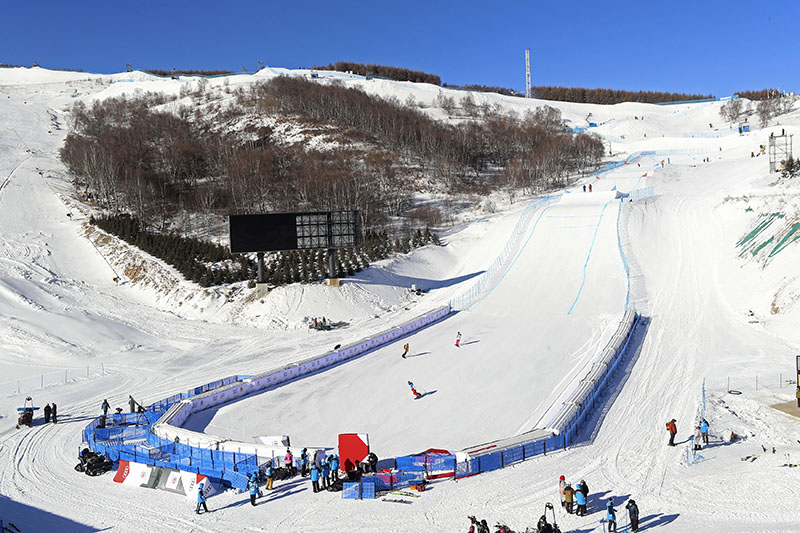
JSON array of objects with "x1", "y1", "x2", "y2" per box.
[
  {"x1": 16, "y1": 397, "x2": 38, "y2": 428},
  {"x1": 75, "y1": 448, "x2": 114, "y2": 476},
  {"x1": 533, "y1": 503, "x2": 561, "y2": 533}
]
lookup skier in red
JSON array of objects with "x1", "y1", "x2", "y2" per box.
[
  {"x1": 589, "y1": 183, "x2": 593, "y2": 192},
  {"x1": 407, "y1": 381, "x2": 422, "y2": 399},
  {"x1": 455, "y1": 332, "x2": 462, "y2": 347}
]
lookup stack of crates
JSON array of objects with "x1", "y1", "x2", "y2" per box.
[
  {"x1": 342, "y1": 482, "x2": 361, "y2": 499},
  {"x1": 361, "y1": 480, "x2": 376, "y2": 499}
]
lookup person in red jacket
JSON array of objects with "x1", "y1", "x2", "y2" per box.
[{"x1": 666, "y1": 419, "x2": 677, "y2": 446}]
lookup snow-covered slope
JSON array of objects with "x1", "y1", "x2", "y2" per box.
[{"x1": 1, "y1": 66, "x2": 799, "y2": 532}]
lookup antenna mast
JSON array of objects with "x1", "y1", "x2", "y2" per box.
[{"x1": 525, "y1": 49, "x2": 532, "y2": 98}]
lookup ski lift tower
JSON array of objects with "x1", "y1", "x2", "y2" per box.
[
  {"x1": 525, "y1": 49, "x2": 532, "y2": 98},
  {"x1": 768, "y1": 131, "x2": 793, "y2": 173}
]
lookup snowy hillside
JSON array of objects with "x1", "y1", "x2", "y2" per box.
[{"x1": 1, "y1": 66, "x2": 799, "y2": 533}]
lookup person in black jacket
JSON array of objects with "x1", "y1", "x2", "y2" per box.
[
  {"x1": 51, "y1": 402, "x2": 57, "y2": 424},
  {"x1": 43, "y1": 403, "x2": 52, "y2": 424},
  {"x1": 625, "y1": 499, "x2": 640, "y2": 532},
  {"x1": 367, "y1": 452, "x2": 378, "y2": 473}
]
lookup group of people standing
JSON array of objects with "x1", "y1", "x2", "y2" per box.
[
  {"x1": 309, "y1": 452, "x2": 340, "y2": 493},
  {"x1": 558, "y1": 476, "x2": 639, "y2": 532},
  {"x1": 666, "y1": 417, "x2": 709, "y2": 449},
  {"x1": 43, "y1": 402, "x2": 57, "y2": 424}
]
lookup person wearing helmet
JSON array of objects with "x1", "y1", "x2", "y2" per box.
[{"x1": 558, "y1": 475, "x2": 566, "y2": 507}]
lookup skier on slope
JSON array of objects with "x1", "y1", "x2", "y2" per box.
[
  {"x1": 408, "y1": 381, "x2": 422, "y2": 399},
  {"x1": 402, "y1": 343, "x2": 409, "y2": 359},
  {"x1": 589, "y1": 183, "x2": 593, "y2": 192},
  {"x1": 455, "y1": 332, "x2": 462, "y2": 347},
  {"x1": 101, "y1": 399, "x2": 110, "y2": 416},
  {"x1": 583, "y1": 184, "x2": 587, "y2": 192}
]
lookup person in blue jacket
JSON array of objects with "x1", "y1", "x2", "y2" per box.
[
  {"x1": 330, "y1": 454, "x2": 340, "y2": 482},
  {"x1": 196, "y1": 482, "x2": 209, "y2": 514},
  {"x1": 606, "y1": 499, "x2": 617, "y2": 532},
  {"x1": 700, "y1": 418, "x2": 709, "y2": 445},
  {"x1": 310, "y1": 463, "x2": 320, "y2": 493},
  {"x1": 265, "y1": 462, "x2": 274, "y2": 490},
  {"x1": 248, "y1": 475, "x2": 259, "y2": 506},
  {"x1": 321, "y1": 457, "x2": 331, "y2": 489},
  {"x1": 301, "y1": 448, "x2": 309, "y2": 477},
  {"x1": 575, "y1": 482, "x2": 587, "y2": 516}
]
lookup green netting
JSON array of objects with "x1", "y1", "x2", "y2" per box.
[{"x1": 769, "y1": 222, "x2": 800, "y2": 257}]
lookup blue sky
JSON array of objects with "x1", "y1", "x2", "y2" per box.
[{"x1": 3, "y1": 1, "x2": 799, "y2": 96}]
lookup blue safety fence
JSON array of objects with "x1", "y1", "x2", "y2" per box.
[
  {"x1": 82, "y1": 374, "x2": 259, "y2": 491},
  {"x1": 342, "y1": 482, "x2": 361, "y2": 499},
  {"x1": 454, "y1": 434, "x2": 562, "y2": 479}
]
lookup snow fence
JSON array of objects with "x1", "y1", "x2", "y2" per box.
[{"x1": 452, "y1": 310, "x2": 640, "y2": 480}]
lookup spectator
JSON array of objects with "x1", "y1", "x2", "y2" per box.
[
  {"x1": 606, "y1": 499, "x2": 617, "y2": 532},
  {"x1": 575, "y1": 482, "x2": 587, "y2": 516},
  {"x1": 44, "y1": 403, "x2": 52, "y2": 424},
  {"x1": 51, "y1": 403, "x2": 57, "y2": 424},
  {"x1": 321, "y1": 456, "x2": 331, "y2": 489},
  {"x1": 310, "y1": 463, "x2": 320, "y2": 493},
  {"x1": 626, "y1": 499, "x2": 640, "y2": 532},
  {"x1": 367, "y1": 451, "x2": 378, "y2": 473},
  {"x1": 666, "y1": 418, "x2": 677, "y2": 446},
  {"x1": 563, "y1": 483, "x2": 575, "y2": 514},
  {"x1": 331, "y1": 454, "x2": 340, "y2": 482},
  {"x1": 265, "y1": 462, "x2": 274, "y2": 490},
  {"x1": 700, "y1": 418, "x2": 709, "y2": 445},
  {"x1": 284, "y1": 449, "x2": 294, "y2": 476},
  {"x1": 128, "y1": 395, "x2": 138, "y2": 413},
  {"x1": 301, "y1": 448, "x2": 309, "y2": 476},
  {"x1": 101, "y1": 399, "x2": 110, "y2": 416},
  {"x1": 196, "y1": 483, "x2": 209, "y2": 514}
]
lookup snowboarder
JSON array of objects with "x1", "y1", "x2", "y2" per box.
[
  {"x1": 563, "y1": 483, "x2": 575, "y2": 514},
  {"x1": 694, "y1": 426, "x2": 702, "y2": 450},
  {"x1": 196, "y1": 482, "x2": 209, "y2": 514},
  {"x1": 284, "y1": 449, "x2": 294, "y2": 476},
  {"x1": 589, "y1": 184, "x2": 593, "y2": 192},
  {"x1": 51, "y1": 402, "x2": 57, "y2": 424},
  {"x1": 575, "y1": 482, "x2": 587, "y2": 516},
  {"x1": 558, "y1": 475, "x2": 566, "y2": 507},
  {"x1": 625, "y1": 499, "x2": 640, "y2": 532},
  {"x1": 700, "y1": 418, "x2": 709, "y2": 445},
  {"x1": 402, "y1": 343, "x2": 409, "y2": 358},
  {"x1": 330, "y1": 454, "x2": 340, "y2": 482},
  {"x1": 408, "y1": 381, "x2": 422, "y2": 399},
  {"x1": 265, "y1": 462, "x2": 274, "y2": 490},
  {"x1": 301, "y1": 448, "x2": 309, "y2": 476},
  {"x1": 583, "y1": 184, "x2": 587, "y2": 192},
  {"x1": 128, "y1": 395, "x2": 138, "y2": 413},
  {"x1": 44, "y1": 403, "x2": 52, "y2": 424},
  {"x1": 310, "y1": 463, "x2": 320, "y2": 493},
  {"x1": 101, "y1": 399, "x2": 110, "y2": 416},
  {"x1": 455, "y1": 332, "x2": 462, "y2": 347},
  {"x1": 666, "y1": 418, "x2": 677, "y2": 446},
  {"x1": 606, "y1": 499, "x2": 617, "y2": 532},
  {"x1": 248, "y1": 475, "x2": 259, "y2": 506}
]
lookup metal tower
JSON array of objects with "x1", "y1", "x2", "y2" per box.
[
  {"x1": 525, "y1": 49, "x2": 531, "y2": 98},
  {"x1": 768, "y1": 131, "x2": 793, "y2": 173}
]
